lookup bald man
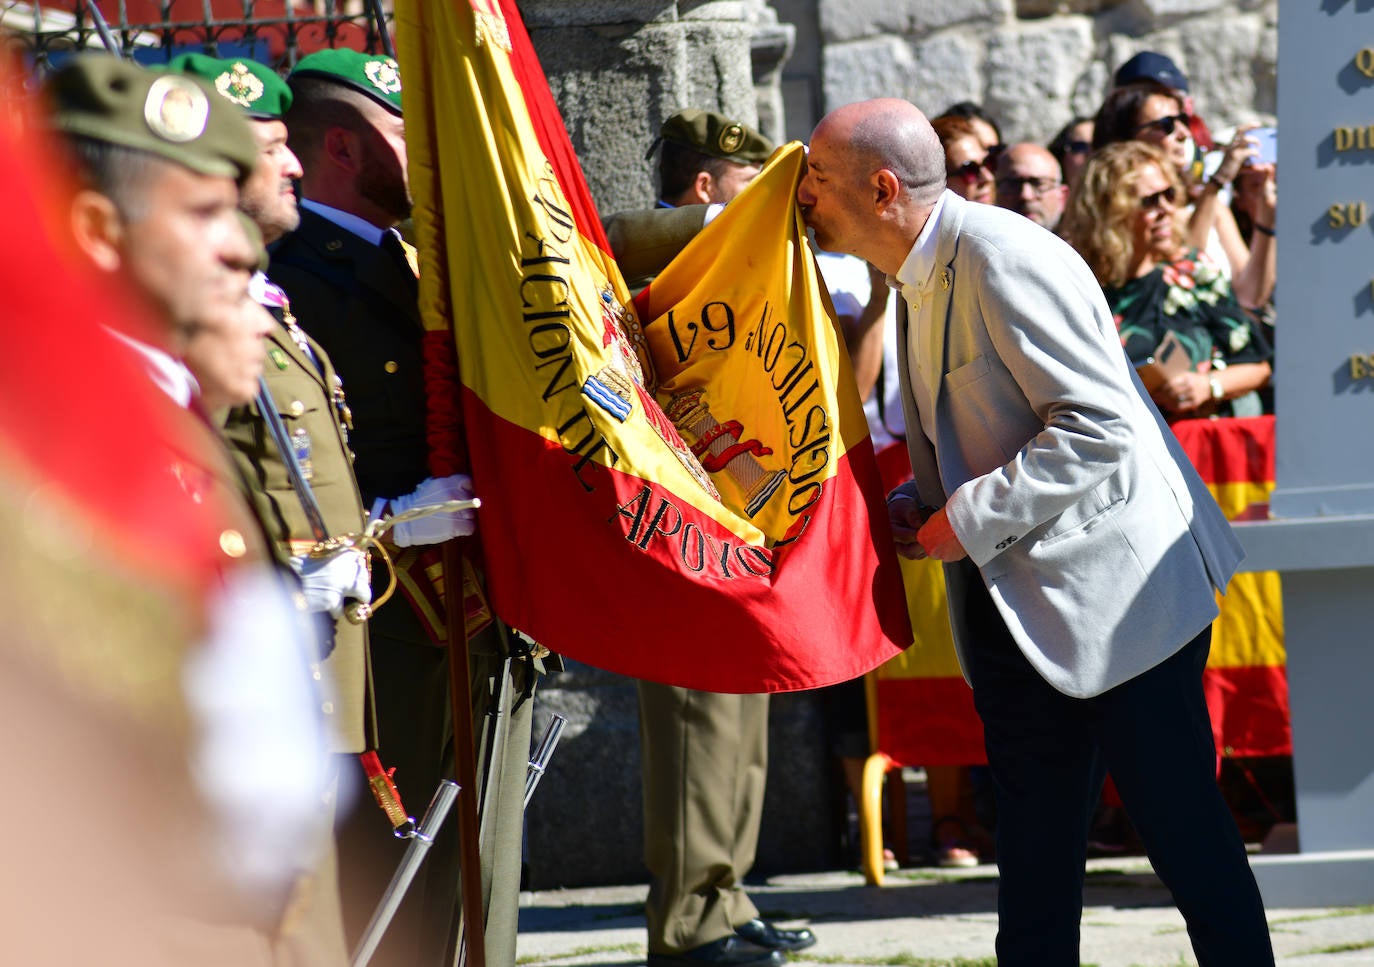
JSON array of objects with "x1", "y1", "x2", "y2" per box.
[
  {"x1": 992, "y1": 142, "x2": 1068, "y2": 231},
  {"x1": 797, "y1": 98, "x2": 1273, "y2": 967}
]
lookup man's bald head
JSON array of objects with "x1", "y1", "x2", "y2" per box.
[
  {"x1": 819, "y1": 99, "x2": 946, "y2": 205},
  {"x1": 799, "y1": 98, "x2": 946, "y2": 273}
]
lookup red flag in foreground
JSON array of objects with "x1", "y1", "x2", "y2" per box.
[{"x1": 395, "y1": 0, "x2": 910, "y2": 692}]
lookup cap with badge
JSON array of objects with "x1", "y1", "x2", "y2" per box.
[
  {"x1": 1114, "y1": 51, "x2": 1189, "y2": 94},
  {"x1": 650, "y1": 108, "x2": 774, "y2": 166},
  {"x1": 165, "y1": 52, "x2": 292, "y2": 120},
  {"x1": 288, "y1": 48, "x2": 402, "y2": 115},
  {"x1": 45, "y1": 53, "x2": 257, "y2": 184}
]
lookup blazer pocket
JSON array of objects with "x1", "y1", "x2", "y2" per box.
[
  {"x1": 945, "y1": 353, "x2": 991, "y2": 390},
  {"x1": 1038, "y1": 496, "x2": 1125, "y2": 547}
]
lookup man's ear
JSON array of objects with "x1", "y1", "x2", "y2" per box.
[
  {"x1": 69, "y1": 189, "x2": 125, "y2": 273},
  {"x1": 322, "y1": 126, "x2": 362, "y2": 174},
  {"x1": 872, "y1": 168, "x2": 901, "y2": 214},
  {"x1": 688, "y1": 170, "x2": 715, "y2": 206}
]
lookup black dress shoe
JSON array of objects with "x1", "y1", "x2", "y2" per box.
[
  {"x1": 646, "y1": 935, "x2": 785, "y2": 967},
  {"x1": 735, "y1": 918, "x2": 817, "y2": 952}
]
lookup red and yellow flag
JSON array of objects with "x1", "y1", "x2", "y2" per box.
[
  {"x1": 872, "y1": 416, "x2": 1289, "y2": 767},
  {"x1": 395, "y1": 0, "x2": 910, "y2": 692}
]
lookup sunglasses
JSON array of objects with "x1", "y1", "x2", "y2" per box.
[
  {"x1": 1139, "y1": 185, "x2": 1178, "y2": 210},
  {"x1": 995, "y1": 176, "x2": 1061, "y2": 197},
  {"x1": 1064, "y1": 139, "x2": 1092, "y2": 155},
  {"x1": 947, "y1": 143, "x2": 1005, "y2": 181},
  {"x1": 1133, "y1": 113, "x2": 1191, "y2": 138}
]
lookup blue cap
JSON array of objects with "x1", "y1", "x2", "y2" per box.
[{"x1": 1114, "y1": 51, "x2": 1188, "y2": 94}]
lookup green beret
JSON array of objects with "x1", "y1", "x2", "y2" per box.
[
  {"x1": 165, "y1": 53, "x2": 292, "y2": 120},
  {"x1": 289, "y1": 49, "x2": 402, "y2": 115},
  {"x1": 46, "y1": 53, "x2": 257, "y2": 184},
  {"x1": 657, "y1": 109, "x2": 774, "y2": 165}
]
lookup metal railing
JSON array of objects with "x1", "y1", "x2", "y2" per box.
[{"x1": 4, "y1": 0, "x2": 394, "y2": 73}]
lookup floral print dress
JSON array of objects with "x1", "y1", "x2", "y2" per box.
[{"x1": 1104, "y1": 248, "x2": 1272, "y2": 418}]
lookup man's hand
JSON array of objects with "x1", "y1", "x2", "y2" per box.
[
  {"x1": 391, "y1": 474, "x2": 478, "y2": 547},
  {"x1": 888, "y1": 493, "x2": 931, "y2": 560},
  {"x1": 916, "y1": 506, "x2": 968, "y2": 562},
  {"x1": 290, "y1": 546, "x2": 372, "y2": 618}
]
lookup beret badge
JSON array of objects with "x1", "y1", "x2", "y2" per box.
[
  {"x1": 364, "y1": 57, "x2": 402, "y2": 95},
  {"x1": 215, "y1": 62, "x2": 266, "y2": 109},
  {"x1": 718, "y1": 123, "x2": 745, "y2": 155},
  {"x1": 143, "y1": 75, "x2": 210, "y2": 143}
]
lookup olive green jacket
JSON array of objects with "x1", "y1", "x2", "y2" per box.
[{"x1": 222, "y1": 308, "x2": 373, "y2": 753}]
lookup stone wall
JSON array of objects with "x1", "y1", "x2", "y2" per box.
[{"x1": 776, "y1": 0, "x2": 1277, "y2": 147}]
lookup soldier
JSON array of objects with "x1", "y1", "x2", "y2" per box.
[
  {"x1": 605, "y1": 111, "x2": 816, "y2": 967},
  {"x1": 41, "y1": 52, "x2": 337, "y2": 963},
  {"x1": 271, "y1": 48, "x2": 546, "y2": 967},
  {"x1": 168, "y1": 51, "x2": 382, "y2": 966}
]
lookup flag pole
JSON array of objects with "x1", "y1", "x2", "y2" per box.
[{"x1": 443, "y1": 541, "x2": 487, "y2": 967}]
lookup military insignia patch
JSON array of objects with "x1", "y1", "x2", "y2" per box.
[
  {"x1": 215, "y1": 62, "x2": 266, "y2": 108},
  {"x1": 291, "y1": 427, "x2": 314, "y2": 483},
  {"x1": 143, "y1": 75, "x2": 210, "y2": 143},
  {"x1": 718, "y1": 123, "x2": 745, "y2": 156},
  {"x1": 268, "y1": 347, "x2": 289, "y2": 370},
  {"x1": 364, "y1": 57, "x2": 402, "y2": 95}
]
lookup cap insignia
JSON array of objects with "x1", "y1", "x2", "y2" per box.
[
  {"x1": 215, "y1": 62, "x2": 265, "y2": 108},
  {"x1": 718, "y1": 123, "x2": 744, "y2": 155},
  {"x1": 364, "y1": 58, "x2": 402, "y2": 95},
  {"x1": 143, "y1": 75, "x2": 210, "y2": 143}
]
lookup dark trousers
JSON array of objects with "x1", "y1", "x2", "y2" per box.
[{"x1": 961, "y1": 567, "x2": 1274, "y2": 967}]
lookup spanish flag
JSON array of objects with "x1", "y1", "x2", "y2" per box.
[
  {"x1": 872, "y1": 417, "x2": 1290, "y2": 767},
  {"x1": 394, "y1": 0, "x2": 910, "y2": 692}
]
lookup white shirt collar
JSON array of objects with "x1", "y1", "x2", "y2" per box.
[
  {"x1": 300, "y1": 198, "x2": 391, "y2": 247},
  {"x1": 106, "y1": 327, "x2": 199, "y2": 408},
  {"x1": 891, "y1": 190, "x2": 950, "y2": 301}
]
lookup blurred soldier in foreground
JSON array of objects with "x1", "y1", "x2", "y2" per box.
[
  {"x1": 273, "y1": 48, "x2": 549, "y2": 966},
  {"x1": 40, "y1": 52, "x2": 337, "y2": 963}
]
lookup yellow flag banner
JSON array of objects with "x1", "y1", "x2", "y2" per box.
[{"x1": 395, "y1": 0, "x2": 910, "y2": 692}]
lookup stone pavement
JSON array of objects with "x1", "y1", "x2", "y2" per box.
[{"x1": 516, "y1": 858, "x2": 1374, "y2": 967}]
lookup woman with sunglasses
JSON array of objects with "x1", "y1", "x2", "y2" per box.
[
  {"x1": 1060, "y1": 141, "x2": 1271, "y2": 421},
  {"x1": 1048, "y1": 116, "x2": 1094, "y2": 192},
  {"x1": 1092, "y1": 80, "x2": 1276, "y2": 314},
  {"x1": 932, "y1": 114, "x2": 999, "y2": 205}
]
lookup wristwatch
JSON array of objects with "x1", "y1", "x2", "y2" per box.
[{"x1": 1208, "y1": 374, "x2": 1225, "y2": 401}]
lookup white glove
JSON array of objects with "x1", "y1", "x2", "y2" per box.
[
  {"x1": 390, "y1": 474, "x2": 478, "y2": 547},
  {"x1": 289, "y1": 546, "x2": 372, "y2": 618}
]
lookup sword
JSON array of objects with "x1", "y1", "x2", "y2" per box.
[
  {"x1": 350, "y1": 779, "x2": 460, "y2": 967},
  {"x1": 525, "y1": 713, "x2": 567, "y2": 807},
  {"x1": 453, "y1": 655, "x2": 512, "y2": 967}
]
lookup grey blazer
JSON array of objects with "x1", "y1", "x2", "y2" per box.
[{"x1": 894, "y1": 191, "x2": 1243, "y2": 698}]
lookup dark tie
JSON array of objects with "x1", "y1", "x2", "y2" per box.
[{"x1": 381, "y1": 231, "x2": 419, "y2": 297}]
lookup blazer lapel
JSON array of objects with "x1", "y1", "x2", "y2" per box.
[{"x1": 923, "y1": 192, "x2": 966, "y2": 420}]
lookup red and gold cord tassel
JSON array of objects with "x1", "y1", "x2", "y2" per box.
[{"x1": 360, "y1": 750, "x2": 410, "y2": 830}]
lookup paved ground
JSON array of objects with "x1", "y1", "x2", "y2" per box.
[{"x1": 516, "y1": 858, "x2": 1374, "y2": 967}]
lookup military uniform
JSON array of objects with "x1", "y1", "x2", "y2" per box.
[
  {"x1": 272, "y1": 48, "x2": 540, "y2": 967},
  {"x1": 42, "y1": 53, "x2": 344, "y2": 964},
  {"x1": 609, "y1": 111, "x2": 813, "y2": 966}
]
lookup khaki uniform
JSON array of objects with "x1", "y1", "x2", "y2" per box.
[
  {"x1": 272, "y1": 208, "x2": 538, "y2": 967},
  {"x1": 604, "y1": 203, "x2": 772, "y2": 955},
  {"x1": 222, "y1": 307, "x2": 371, "y2": 754},
  {"x1": 221, "y1": 302, "x2": 372, "y2": 967}
]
